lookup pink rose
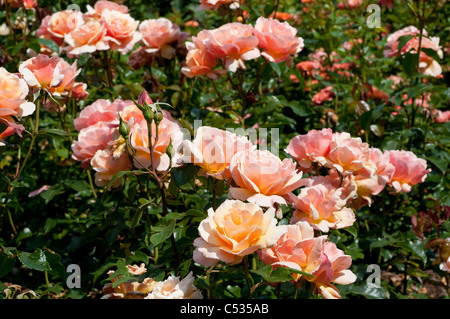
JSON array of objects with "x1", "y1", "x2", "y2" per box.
[
  {"x1": 47, "y1": 59, "x2": 81, "y2": 96},
  {"x1": 193, "y1": 199, "x2": 286, "y2": 267},
  {"x1": 64, "y1": 20, "x2": 110, "y2": 55},
  {"x1": 100, "y1": 9, "x2": 141, "y2": 54},
  {"x1": 127, "y1": 109, "x2": 183, "y2": 172},
  {"x1": 0, "y1": 67, "x2": 35, "y2": 135},
  {"x1": 228, "y1": 148, "x2": 306, "y2": 208},
  {"x1": 88, "y1": 0, "x2": 129, "y2": 16},
  {"x1": 308, "y1": 241, "x2": 357, "y2": 299},
  {"x1": 327, "y1": 132, "x2": 373, "y2": 176},
  {"x1": 179, "y1": 126, "x2": 253, "y2": 179},
  {"x1": 199, "y1": 0, "x2": 241, "y2": 10},
  {"x1": 435, "y1": 110, "x2": 450, "y2": 123},
  {"x1": 312, "y1": 86, "x2": 335, "y2": 105},
  {"x1": 289, "y1": 175, "x2": 356, "y2": 232},
  {"x1": 181, "y1": 36, "x2": 225, "y2": 79},
  {"x1": 258, "y1": 222, "x2": 326, "y2": 281},
  {"x1": 139, "y1": 18, "x2": 187, "y2": 59},
  {"x1": 285, "y1": 128, "x2": 334, "y2": 172},
  {"x1": 71, "y1": 121, "x2": 117, "y2": 169},
  {"x1": 384, "y1": 26, "x2": 443, "y2": 77},
  {"x1": 73, "y1": 98, "x2": 131, "y2": 131},
  {"x1": 91, "y1": 140, "x2": 132, "y2": 188},
  {"x1": 202, "y1": 23, "x2": 260, "y2": 72},
  {"x1": 19, "y1": 54, "x2": 65, "y2": 89},
  {"x1": 386, "y1": 150, "x2": 431, "y2": 193},
  {"x1": 253, "y1": 17, "x2": 304, "y2": 64}
]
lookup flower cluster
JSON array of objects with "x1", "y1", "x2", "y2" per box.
[
  {"x1": 182, "y1": 17, "x2": 304, "y2": 78},
  {"x1": 71, "y1": 95, "x2": 182, "y2": 188},
  {"x1": 182, "y1": 126, "x2": 430, "y2": 298}
]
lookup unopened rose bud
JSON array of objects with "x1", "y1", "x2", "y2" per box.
[
  {"x1": 118, "y1": 115, "x2": 129, "y2": 139},
  {"x1": 138, "y1": 90, "x2": 153, "y2": 107}
]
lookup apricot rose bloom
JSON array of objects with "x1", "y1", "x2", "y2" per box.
[
  {"x1": 179, "y1": 126, "x2": 253, "y2": 179},
  {"x1": 100, "y1": 9, "x2": 142, "y2": 54},
  {"x1": 386, "y1": 150, "x2": 431, "y2": 193},
  {"x1": 285, "y1": 128, "x2": 333, "y2": 172},
  {"x1": 19, "y1": 55, "x2": 65, "y2": 90},
  {"x1": 0, "y1": 67, "x2": 35, "y2": 135},
  {"x1": 253, "y1": 17, "x2": 304, "y2": 65},
  {"x1": 193, "y1": 200, "x2": 286, "y2": 267},
  {"x1": 228, "y1": 149, "x2": 306, "y2": 208},
  {"x1": 64, "y1": 19, "x2": 110, "y2": 55},
  {"x1": 181, "y1": 36, "x2": 225, "y2": 79},
  {"x1": 201, "y1": 23, "x2": 260, "y2": 72},
  {"x1": 127, "y1": 108, "x2": 183, "y2": 172},
  {"x1": 139, "y1": 18, "x2": 187, "y2": 59},
  {"x1": 37, "y1": 10, "x2": 84, "y2": 48},
  {"x1": 307, "y1": 241, "x2": 357, "y2": 299},
  {"x1": 258, "y1": 222, "x2": 326, "y2": 281},
  {"x1": 145, "y1": 272, "x2": 203, "y2": 299},
  {"x1": 289, "y1": 175, "x2": 357, "y2": 232}
]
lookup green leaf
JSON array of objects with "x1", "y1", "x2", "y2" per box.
[
  {"x1": 0, "y1": 253, "x2": 15, "y2": 278},
  {"x1": 150, "y1": 219, "x2": 176, "y2": 246},
  {"x1": 44, "y1": 251, "x2": 66, "y2": 280},
  {"x1": 421, "y1": 48, "x2": 441, "y2": 61},
  {"x1": 251, "y1": 265, "x2": 312, "y2": 283},
  {"x1": 397, "y1": 35, "x2": 414, "y2": 54},
  {"x1": 18, "y1": 249, "x2": 51, "y2": 272},
  {"x1": 36, "y1": 38, "x2": 60, "y2": 54},
  {"x1": 173, "y1": 164, "x2": 197, "y2": 191},
  {"x1": 401, "y1": 52, "x2": 417, "y2": 77}
]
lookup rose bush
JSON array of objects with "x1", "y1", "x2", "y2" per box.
[{"x1": 0, "y1": 0, "x2": 448, "y2": 302}]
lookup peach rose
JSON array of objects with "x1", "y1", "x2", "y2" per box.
[
  {"x1": 327, "y1": 132, "x2": 373, "y2": 176},
  {"x1": 193, "y1": 200, "x2": 286, "y2": 267},
  {"x1": 47, "y1": 59, "x2": 81, "y2": 96},
  {"x1": 253, "y1": 17, "x2": 304, "y2": 64},
  {"x1": 64, "y1": 19, "x2": 110, "y2": 55},
  {"x1": 102, "y1": 263, "x2": 156, "y2": 299},
  {"x1": 181, "y1": 36, "x2": 225, "y2": 79},
  {"x1": 90, "y1": 138, "x2": 133, "y2": 188},
  {"x1": 87, "y1": 0, "x2": 129, "y2": 16},
  {"x1": 73, "y1": 98, "x2": 131, "y2": 131},
  {"x1": 228, "y1": 149, "x2": 306, "y2": 208},
  {"x1": 139, "y1": 18, "x2": 187, "y2": 59},
  {"x1": 48, "y1": 10, "x2": 85, "y2": 40},
  {"x1": 127, "y1": 108, "x2": 183, "y2": 172},
  {"x1": 308, "y1": 241, "x2": 357, "y2": 299},
  {"x1": 145, "y1": 272, "x2": 202, "y2": 299},
  {"x1": 285, "y1": 128, "x2": 334, "y2": 172},
  {"x1": 19, "y1": 54, "x2": 65, "y2": 90},
  {"x1": 202, "y1": 23, "x2": 260, "y2": 72},
  {"x1": 0, "y1": 67, "x2": 35, "y2": 135},
  {"x1": 289, "y1": 175, "x2": 356, "y2": 232},
  {"x1": 71, "y1": 121, "x2": 117, "y2": 169},
  {"x1": 386, "y1": 150, "x2": 431, "y2": 193},
  {"x1": 258, "y1": 222, "x2": 326, "y2": 281},
  {"x1": 100, "y1": 9, "x2": 142, "y2": 54},
  {"x1": 179, "y1": 126, "x2": 253, "y2": 179}
]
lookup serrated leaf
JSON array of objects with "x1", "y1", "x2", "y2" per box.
[{"x1": 18, "y1": 249, "x2": 51, "y2": 272}]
